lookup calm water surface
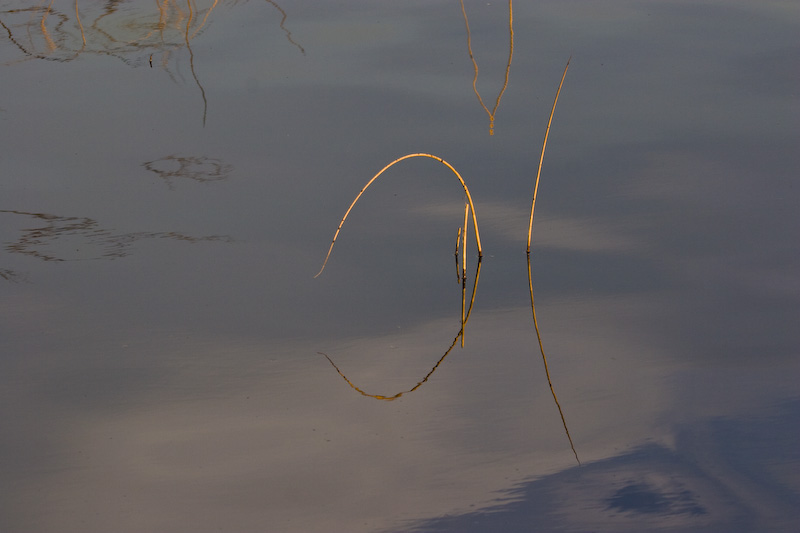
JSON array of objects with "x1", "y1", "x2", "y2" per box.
[{"x1": 1, "y1": 1, "x2": 798, "y2": 531}]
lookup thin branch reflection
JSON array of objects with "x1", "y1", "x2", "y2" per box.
[
  {"x1": 143, "y1": 154, "x2": 233, "y2": 190},
  {"x1": 460, "y1": 0, "x2": 514, "y2": 135},
  {"x1": 0, "y1": 209, "x2": 232, "y2": 264},
  {"x1": 0, "y1": 0, "x2": 304, "y2": 124}
]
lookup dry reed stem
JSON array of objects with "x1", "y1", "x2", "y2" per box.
[
  {"x1": 454, "y1": 227, "x2": 463, "y2": 283},
  {"x1": 314, "y1": 153, "x2": 482, "y2": 278},
  {"x1": 461, "y1": 201, "x2": 469, "y2": 282},
  {"x1": 527, "y1": 56, "x2": 570, "y2": 252},
  {"x1": 525, "y1": 56, "x2": 579, "y2": 464},
  {"x1": 460, "y1": 201, "x2": 469, "y2": 346}
]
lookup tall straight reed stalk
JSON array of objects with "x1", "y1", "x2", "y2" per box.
[
  {"x1": 527, "y1": 57, "x2": 579, "y2": 464},
  {"x1": 314, "y1": 153, "x2": 482, "y2": 278},
  {"x1": 527, "y1": 56, "x2": 570, "y2": 253}
]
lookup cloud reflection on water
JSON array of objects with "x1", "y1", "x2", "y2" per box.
[
  {"x1": 1, "y1": 0, "x2": 798, "y2": 531},
  {"x1": 7, "y1": 292, "x2": 797, "y2": 532}
]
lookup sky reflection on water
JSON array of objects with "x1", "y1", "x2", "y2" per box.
[{"x1": 1, "y1": 0, "x2": 799, "y2": 531}]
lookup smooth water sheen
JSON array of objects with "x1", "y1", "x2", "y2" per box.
[{"x1": 1, "y1": 1, "x2": 798, "y2": 532}]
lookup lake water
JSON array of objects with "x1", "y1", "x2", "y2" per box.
[{"x1": 1, "y1": 1, "x2": 798, "y2": 531}]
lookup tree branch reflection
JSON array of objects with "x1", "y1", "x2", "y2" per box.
[
  {"x1": 263, "y1": 0, "x2": 304, "y2": 55},
  {"x1": 142, "y1": 154, "x2": 233, "y2": 189},
  {"x1": 184, "y1": 0, "x2": 209, "y2": 126},
  {"x1": 320, "y1": 257, "x2": 482, "y2": 401},
  {"x1": 0, "y1": 1, "x2": 304, "y2": 124},
  {"x1": 460, "y1": 0, "x2": 514, "y2": 135},
  {"x1": 0, "y1": 209, "x2": 232, "y2": 264}
]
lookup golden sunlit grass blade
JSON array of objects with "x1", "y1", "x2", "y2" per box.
[
  {"x1": 527, "y1": 56, "x2": 570, "y2": 253},
  {"x1": 461, "y1": 201, "x2": 469, "y2": 281},
  {"x1": 314, "y1": 153, "x2": 482, "y2": 278},
  {"x1": 454, "y1": 226, "x2": 463, "y2": 283},
  {"x1": 460, "y1": 201, "x2": 469, "y2": 346}
]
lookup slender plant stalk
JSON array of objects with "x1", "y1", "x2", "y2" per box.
[
  {"x1": 454, "y1": 227, "x2": 463, "y2": 283},
  {"x1": 460, "y1": 201, "x2": 469, "y2": 346},
  {"x1": 314, "y1": 153, "x2": 482, "y2": 278},
  {"x1": 461, "y1": 201, "x2": 469, "y2": 283},
  {"x1": 526, "y1": 56, "x2": 579, "y2": 464},
  {"x1": 527, "y1": 56, "x2": 570, "y2": 252}
]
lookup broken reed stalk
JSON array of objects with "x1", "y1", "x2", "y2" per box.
[
  {"x1": 314, "y1": 153, "x2": 482, "y2": 278},
  {"x1": 527, "y1": 56, "x2": 570, "y2": 253}
]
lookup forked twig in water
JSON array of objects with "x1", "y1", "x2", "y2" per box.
[{"x1": 460, "y1": 0, "x2": 514, "y2": 135}]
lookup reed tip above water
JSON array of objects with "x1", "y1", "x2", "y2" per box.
[{"x1": 527, "y1": 56, "x2": 571, "y2": 254}]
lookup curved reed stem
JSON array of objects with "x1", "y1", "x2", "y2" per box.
[{"x1": 314, "y1": 153, "x2": 482, "y2": 278}]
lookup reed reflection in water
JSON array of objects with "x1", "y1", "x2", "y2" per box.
[
  {"x1": 316, "y1": 154, "x2": 482, "y2": 400},
  {"x1": 525, "y1": 57, "x2": 579, "y2": 463},
  {"x1": 312, "y1": 109, "x2": 580, "y2": 460}
]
